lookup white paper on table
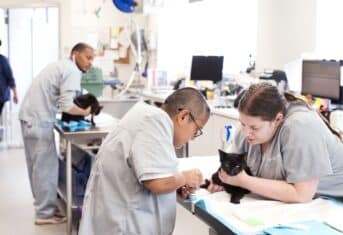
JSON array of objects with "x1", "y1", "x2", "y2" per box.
[
  {"x1": 201, "y1": 193, "x2": 343, "y2": 234},
  {"x1": 92, "y1": 112, "x2": 119, "y2": 127},
  {"x1": 178, "y1": 156, "x2": 343, "y2": 234}
]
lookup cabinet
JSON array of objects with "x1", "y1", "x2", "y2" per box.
[{"x1": 188, "y1": 109, "x2": 239, "y2": 156}]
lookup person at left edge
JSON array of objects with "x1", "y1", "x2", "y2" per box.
[
  {"x1": 18, "y1": 42, "x2": 95, "y2": 225},
  {"x1": 0, "y1": 39, "x2": 18, "y2": 114}
]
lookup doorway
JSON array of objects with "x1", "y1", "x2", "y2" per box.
[{"x1": 0, "y1": 7, "x2": 59, "y2": 148}]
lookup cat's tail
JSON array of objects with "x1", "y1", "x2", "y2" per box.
[{"x1": 199, "y1": 179, "x2": 210, "y2": 189}]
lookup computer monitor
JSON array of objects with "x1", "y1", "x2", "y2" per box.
[
  {"x1": 302, "y1": 60, "x2": 341, "y2": 101},
  {"x1": 190, "y1": 55, "x2": 224, "y2": 84}
]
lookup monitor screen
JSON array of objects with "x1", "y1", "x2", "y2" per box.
[
  {"x1": 190, "y1": 56, "x2": 224, "y2": 83},
  {"x1": 302, "y1": 60, "x2": 341, "y2": 100}
]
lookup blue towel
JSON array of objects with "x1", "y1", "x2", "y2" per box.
[{"x1": 56, "y1": 119, "x2": 92, "y2": 132}]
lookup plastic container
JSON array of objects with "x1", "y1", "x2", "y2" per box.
[{"x1": 81, "y1": 67, "x2": 104, "y2": 97}]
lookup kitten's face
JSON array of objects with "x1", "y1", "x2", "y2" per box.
[{"x1": 218, "y1": 149, "x2": 246, "y2": 176}]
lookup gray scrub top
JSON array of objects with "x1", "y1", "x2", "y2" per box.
[
  {"x1": 19, "y1": 59, "x2": 81, "y2": 124},
  {"x1": 231, "y1": 103, "x2": 343, "y2": 198},
  {"x1": 79, "y1": 102, "x2": 179, "y2": 235}
]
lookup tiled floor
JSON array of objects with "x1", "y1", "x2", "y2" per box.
[{"x1": 0, "y1": 146, "x2": 209, "y2": 235}]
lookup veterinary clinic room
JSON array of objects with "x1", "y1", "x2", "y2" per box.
[{"x1": 1, "y1": 0, "x2": 343, "y2": 234}]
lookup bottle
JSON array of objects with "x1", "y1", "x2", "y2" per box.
[
  {"x1": 213, "y1": 86, "x2": 222, "y2": 107},
  {"x1": 221, "y1": 124, "x2": 235, "y2": 152}
]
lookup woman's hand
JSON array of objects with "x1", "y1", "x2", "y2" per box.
[
  {"x1": 207, "y1": 180, "x2": 224, "y2": 193},
  {"x1": 218, "y1": 169, "x2": 248, "y2": 187}
]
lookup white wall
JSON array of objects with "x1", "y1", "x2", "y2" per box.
[
  {"x1": 0, "y1": 0, "x2": 320, "y2": 82},
  {"x1": 256, "y1": 0, "x2": 317, "y2": 72}
]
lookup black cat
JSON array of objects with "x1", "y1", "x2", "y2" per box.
[
  {"x1": 61, "y1": 93, "x2": 103, "y2": 126},
  {"x1": 201, "y1": 149, "x2": 251, "y2": 204}
]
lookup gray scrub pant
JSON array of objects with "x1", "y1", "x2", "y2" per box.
[{"x1": 20, "y1": 121, "x2": 58, "y2": 219}]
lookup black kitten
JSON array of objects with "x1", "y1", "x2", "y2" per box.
[
  {"x1": 201, "y1": 149, "x2": 251, "y2": 204},
  {"x1": 61, "y1": 93, "x2": 103, "y2": 126}
]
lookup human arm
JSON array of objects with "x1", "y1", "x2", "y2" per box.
[
  {"x1": 59, "y1": 62, "x2": 88, "y2": 115},
  {"x1": 66, "y1": 104, "x2": 91, "y2": 116},
  {"x1": 1, "y1": 55, "x2": 17, "y2": 103},
  {"x1": 218, "y1": 169, "x2": 319, "y2": 203},
  {"x1": 143, "y1": 168, "x2": 203, "y2": 194},
  {"x1": 59, "y1": 89, "x2": 91, "y2": 116},
  {"x1": 131, "y1": 111, "x2": 201, "y2": 195},
  {"x1": 11, "y1": 86, "x2": 18, "y2": 104}
]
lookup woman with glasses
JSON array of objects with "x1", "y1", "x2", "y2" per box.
[
  {"x1": 79, "y1": 87, "x2": 210, "y2": 235},
  {"x1": 208, "y1": 83, "x2": 343, "y2": 202}
]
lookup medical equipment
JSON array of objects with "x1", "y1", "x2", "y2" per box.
[{"x1": 111, "y1": 0, "x2": 147, "y2": 96}]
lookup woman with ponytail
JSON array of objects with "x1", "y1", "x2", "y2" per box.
[{"x1": 209, "y1": 82, "x2": 343, "y2": 203}]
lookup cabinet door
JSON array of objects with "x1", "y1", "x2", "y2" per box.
[
  {"x1": 211, "y1": 114, "x2": 240, "y2": 152},
  {"x1": 188, "y1": 114, "x2": 240, "y2": 156},
  {"x1": 188, "y1": 114, "x2": 215, "y2": 156}
]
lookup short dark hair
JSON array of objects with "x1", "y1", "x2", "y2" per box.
[
  {"x1": 70, "y1": 43, "x2": 93, "y2": 55},
  {"x1": 163, "y1": 87, "x2": 210, "y2": 121}
]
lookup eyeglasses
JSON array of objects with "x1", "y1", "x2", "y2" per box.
[{"x1": 188, "y1": 112, "x2": 203, "y2": 138}]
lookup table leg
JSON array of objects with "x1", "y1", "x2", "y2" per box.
[{"x1": 66, "y1": 140, "x2": 72, "y2": 235}]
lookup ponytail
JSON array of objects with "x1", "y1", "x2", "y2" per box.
[{"x1": 284, "y1": 92, "x2": 342, "y2": 140}]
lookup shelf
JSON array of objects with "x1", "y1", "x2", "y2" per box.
[{"x1": 57, "y1": 181, "x2": 84, "y2": 209}]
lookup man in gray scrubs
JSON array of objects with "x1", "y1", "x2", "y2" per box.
[
  {"x1": 19, "y1": 43, "x2": 95, "y2": 225},
  {"x1": 79, "y1": 87, "x2": 210, "y2": 235}
]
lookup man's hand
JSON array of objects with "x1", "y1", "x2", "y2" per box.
[
  {"x1": 182, "y1": 169, "x2": 203, "y2": 189},
  {"x1": 177, "y1": 185, "x2": 196, "y2": 200}
]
